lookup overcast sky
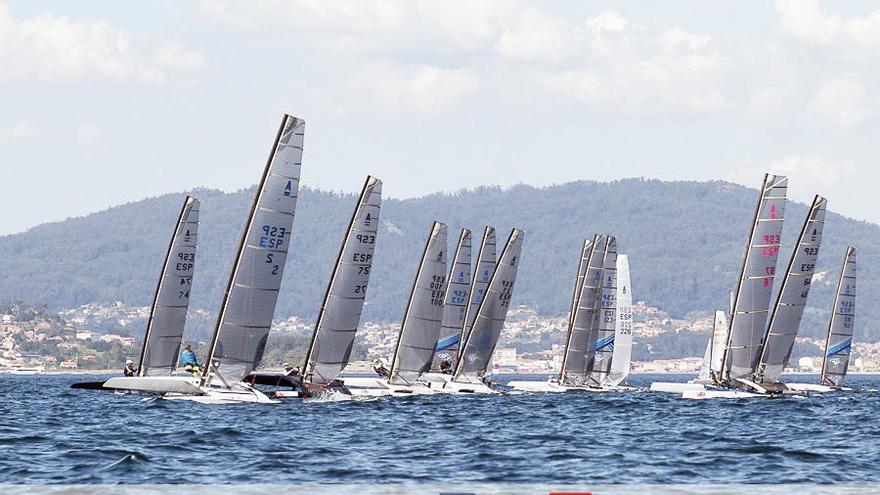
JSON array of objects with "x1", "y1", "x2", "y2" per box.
[{"x1": 1, "y1": 0, "x2": 879, "y2": 235}]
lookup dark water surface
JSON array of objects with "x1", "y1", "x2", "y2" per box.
[{"x1": 1, "y1": 373, "x2": 878, "y2": 484}]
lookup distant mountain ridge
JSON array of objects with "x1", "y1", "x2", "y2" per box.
[{"x1": 1, "y1": 178, "x2": 876, "y2": 342}]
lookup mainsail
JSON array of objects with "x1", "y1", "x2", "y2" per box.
[
  {"x1": 204, "y1": 115, "x2": 304, "y2": 386},
  {"x1": 453, "y1": 228, "x2": 524, "y2": 384},
  {"x1": 721, "y1": 174, "x2": 787, "y2": 384},
  {"x1": 587, "y1": 236, "x2": 618, "y2": 386},
  {"x1": 606, "y1": 253, "x2": 632, "y2": 387},
  {"x1": 456, "y1": 227, "x2": 497, "y2": 359},
  {"x1": 559, "y1": 235, "x2": 605, "y2": 387},
  {"x1": 303, "y1": 176, "x2": 382, "y2": 386},
  {"x1": 820, "y1": 246, "x2": 856, "y2": 388},
  {"x1": 388, "y1": 222, "x2": 448, "y2": 385},
  {"x1": 433, "y1": 228, "x2": 472, "y2": 367},
  {"x1": 698, "y1": 310, "x2": 728, "y2": 382},
  {"x1": 137, "y1": 196, "x2": 200, "y2": 377},
  {"x1": 754, "y1": 195, "x2": 827, "y2": 384}
]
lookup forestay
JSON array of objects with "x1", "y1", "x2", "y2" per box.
[
  {"x1": 606, "y1": 253, "x2": 632, "y2": 387},
  {"x1": 389, "y1": 222, "x2": 448, "y2": 385},
  {"x1": 559, "y1": 235, "x2": 604, "y2": 387},
  {"x1": 755, "y1": 195, "x2": 826, "y2": 384},
  {"x1": 138, "y1": 196, "x2": 200, "y2": 377},
  {"x1": 433, "y1": 228, "x2": 472, "y2": 368},
  {"x1": 454, "y1": 229, "x2": 524, "y2": 384},
  {"x1": 303, "y1": 176, "x2": 382, "y2": 386},
  {"x1": 820, "y1": 246, "x2": 856, "y2": 388},
  {"x1": 456, "y1": 227, "x2": 496, "y2": 359},
  {"x1": 588, "y1": 236, "x2": 618, "y2": 386},
  {"x1": 204, "y1": 115, "x2": 304, "y2": 386},
  {"x1": 721, "y1": 174, "x2": 787, "y2": 384}
]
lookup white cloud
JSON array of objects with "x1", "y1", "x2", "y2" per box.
[
  {"x1": 809, "y1": 78, "x2": 870, "y2": 127},
  {"x1": 76, "y1": 121, "x2": 105, "y2": 149},
  {"x1": 727, "y1": 154, "x2": 856, "y2": 205},
  {"x1": 496, "y1": 8, "x2": 572, "y2": 62},
  {"x1": 0, "y1": 3, "x2": 205, "y2": 84},
  {"x1": 3, "y1": 121, "x2": 35, "y2": 139},
  {"x1": 353, "y1": 61, "x2": 479, "y2": 112},
  {"x1": 775, "y1": 0, "x2": 880, "y2": 49}
]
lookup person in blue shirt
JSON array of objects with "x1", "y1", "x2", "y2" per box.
[{"x1": 180, "y1": 344, "x2": 202, "y2": 376}]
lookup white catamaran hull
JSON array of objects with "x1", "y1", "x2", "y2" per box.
[
  {"x1": 508, "y1": 380, "x2": 636, "y2": 393},
  {"x1": 421, "y1": 373, "x2": 498, "y2": 394},
  {"x1": 343, "y1": 376, "x2": 441, "y2": 397},
  {"x1": 103, "y1": 376, "x2": 277, "y2": 403},
  {"x1": 784, "y1": 382, "x2": 846, "y2": 393},
  {"x1": 649, "y1": 381, "x2": 711, "y2": 394}
]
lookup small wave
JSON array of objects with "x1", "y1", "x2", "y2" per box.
[{"x1": 95, "y1": 454, "x2": 138, "y2": 472}]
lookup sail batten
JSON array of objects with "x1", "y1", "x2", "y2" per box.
[
  {"x1": 820, "y1": 246, "x2": 856, "y2": 388},
  {"x1": 453, "y1": 228, "x2": 524, "y2": 384},
  {"x1": 389, "y1": 222, "x2": 448, "y2": 385},
  {"x1": 433, "y1": 229, "x2": 472, "y2": 368},
  {"x1": 138, "y1": 196, "x2": 200, "y2": 377},
  {"x1": 302, "y1": 176, "x2": 382, "y2": 386},
  {"x1": 204, "y1": 115, "x2": 304, "y2": 386},
  {"x1": 721, "y1": 174, "x2": 787, "y2": 384}
]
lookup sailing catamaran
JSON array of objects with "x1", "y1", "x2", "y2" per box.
[
  {"x1": 107, "y1": 114, "x2": 305, "y2": 403},
  {"x1": 74, "y1": 196, "x2": 201, "y2": 391},
  {"x1": 509, "y1": 236, "x2": 635, "y2": 393},
  {"x1": 347, "y1": 222, "x2": 447, "y2": 396},
  {"x1": 434, "y1": 228, "x2": 524, "y2": 394},
  {"x1": 431, "y1": 228, "x2": 472, "y2": 371},
  {"x1": 788, "y1": 246, "x2": 857, "y2": 393}
]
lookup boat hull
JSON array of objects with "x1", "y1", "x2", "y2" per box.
[{"x1": 344, "y1": 376, "x2": 441, "y2": 397}]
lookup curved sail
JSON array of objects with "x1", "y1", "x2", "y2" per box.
[
  {"x1": 820, "y1": 246, "x2": 856, "y2": 388},
  {"x1": 433, "y1": 228, "x2": 472, "y2": 368},
  {"x1": 607, "y1": 253, "x2": 632, "y2": 387},
  {"x1": 560, "y1": 235, "x2": 604, "y2": 386},
  {"x1": 204, "y1": 115, "x2": 304, "y2": 385},
  {"x1": 138, "y1": 196, "x2": 200, "y2": 377},
  {"x1": 303, "y1": 176, "x2": 382, "y2": 386},
  {"x1": 456, "y1": 227, "x2": 496, "y2": 359},
  {"x1": 721, "y1": 174, "x2": 787, "y2": 384},
  {"x1": 755, "y1": 195, "x2": 826, "y2": 384},
  {"x1": 389, "y1": 222, "x2": 448, "y2": 384},
  {"x1": 588, "y1": 236, "x2": 618, "y2": 386},
  {"x1": 454, "y1": 228, "x2": 524, "y2": 384}
]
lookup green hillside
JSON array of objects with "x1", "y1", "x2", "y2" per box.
[{"x1": 1, "y1": 178, "x2": 876, "y2": 342}]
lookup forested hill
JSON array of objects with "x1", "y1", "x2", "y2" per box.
[{"x1": 1, "y1": 178, "x2": 877, "y2": 341}]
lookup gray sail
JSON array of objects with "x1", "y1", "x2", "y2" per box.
[
  {"x1": 568, "y1": 239, "x2": 593, "y2": 333},
  {"x1": 587, "y1": 236, "x2": 618, "y2": 386},
  {"x1": 138, "y1": 196, "x2": 200, "y2": 377},
  {"x1": 389, "y1": 222, "x2": 448, "y2": 384},
  {"x1": 559, "y1": 235, "x2": 605, "y2": 386},
  {"x1": 721, "y1": 174, "x2": 787, "y2": 384},
  {"x1": 433, "y1": 228, "x2": 472, "y2": 369},
  {"x1": 204, "y1": 115, "x2": 304, "y2": 386},
  {"x1": 456, "y1": 227, "x2": 496, "y2": 359},
  {"x1": 606, "y1": 253, "x2": 632, "y2": 387},
  {"x1": 755, "y1": 195, "x2": 826, "y2": 384},
  {"x1": 820, "y1": 246, "x2": 856, "y2": 388},
  {"x1": 453, "y1": 228, "x2": 524, "y2": 384},
  {"x1": 303, "y1": 176, "x2": 382, "y2": 386}
]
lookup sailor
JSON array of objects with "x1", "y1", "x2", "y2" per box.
[
  {"x1": 282, "y1": 362, "x2": 300, "y2": 375},
  {"x1": 439, "y1": 358, "x2": 453, "y2": 374},
  {"x1": 180, "y1": 344, "x2": 202, "y2": 376},
  {"x1": 123, "y1": 359, "x2": 137, "y2": 377},
  {"x1": 372, "y1": 358, "x2": 390, "y2": 378}
]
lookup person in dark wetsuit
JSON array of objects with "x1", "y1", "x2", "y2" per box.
[
  {"x1": 372, "y1": 359, "x2": 390, "y2": 378},
  {"x1": 123, "y1": 359, "x2": 137, "y2": 377},
  {"x1": 439, "y1": 358, "x2": 453, "y2": 374}
]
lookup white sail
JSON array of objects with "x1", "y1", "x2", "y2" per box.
[
  {"x1": 820, "y1": 246, "x2": 856, "y2": 388},
  {"x1": 389, "y1": 222, "x2": 448, "y2": 385},
  {"x1": 303, "y1": 176, "x2": 382, "y2": 386},
  {"x1": 138, "y1": 196, "x2": 200, "y2": 377},
  {"x1": 453, "y1": 228, "x2": 524, "y2": 384},
  {"x1": 606, "y1": 253, "x2": 632, "y2": 387},
  {"x1": 710, "y1": 310, "x2": 728, "y2": 375},
  {"x1": 456, "y1": 227, "x2": 496, "y2": 359},
  {"x1": 755, "y1": 195, "x2": 826, "y2": 384},
  {"x1": 721, "y1": 174, "x2": 787, "y2": 384},
  {"x1": 559, "y1": 235, "x2": 605, "y2": 387},
  {"x1": 433, "y1": 228, "x2": 472, "y2": 368},
  {"x1": 204, "y1": 115, "x2": 304, "y2": 386},
  {"x1": 587, "y1": 236, "x2": 617, "y2": 386}
]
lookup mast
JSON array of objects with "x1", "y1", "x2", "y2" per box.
[
  {"x1": 558, "y1": 238, "x2": 593, "y2": 381},
  {"x1": 820, "y1": 246, "x2": 856, "y2": 387},
  {"x1": 203, "y1": 114, "x2": 304, "y2": 386},
  {"x1": 455, "y1": 226, "x2": 496, "y2": 362},
  {"x1": 137, "y1": 196, "x2": 199, "y2": 377},
  {"x1": 432, "y1": 228, "x2": 472, "y2": 368},
  {"x1": 720, "y1": 174, "x2": 787, "y2": 385},
  {"x1": 388, "y1": 222, "x2": 447, "y2": 384},
  {"x1": 302, "y1": 176, "x2": 382, "y2": 385},
  {"x1": 754, "y1": 195, "x2": 826, "y2": 384}
]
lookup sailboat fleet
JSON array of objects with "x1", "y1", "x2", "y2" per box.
[{"x1": 69, "y1": 115, "x2": 858, "y2": 403}]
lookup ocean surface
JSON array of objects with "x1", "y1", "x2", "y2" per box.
[{"x1": 1, "y1": 373, "x2": 878, "y2": 485}]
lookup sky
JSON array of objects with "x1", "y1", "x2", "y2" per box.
[{"x1": 1, "y1": 0, "x2": 879, "y2": 235}]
